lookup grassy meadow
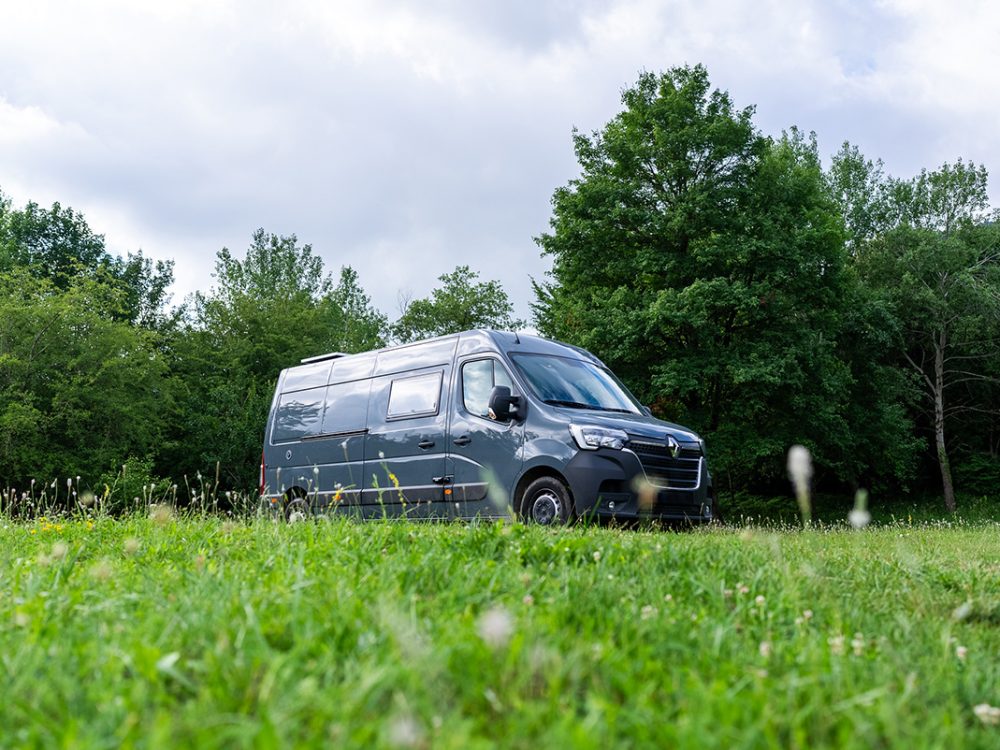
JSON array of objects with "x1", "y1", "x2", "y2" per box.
[{"x1": 2, "y1": 513, "x2": 999, "y2": 749}]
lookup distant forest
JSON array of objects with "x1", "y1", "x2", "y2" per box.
[{"x1": 2, "y1": 65, "x2": 998, "y2": 512}]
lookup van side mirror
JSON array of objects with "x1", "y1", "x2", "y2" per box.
[
  {"x1": 488, "y1": 385, "x2": 521, "y2": 422},
  {"x1": 641, "y1": 405, "x2": 653, "y2": 417}
]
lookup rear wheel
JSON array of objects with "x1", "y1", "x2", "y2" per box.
[
  {"x1": 284, "y1": 489, "x2": 311, "y2": 523},
  {"x1": 519, "y1": 476, "x2": 573, "y2": 526}
]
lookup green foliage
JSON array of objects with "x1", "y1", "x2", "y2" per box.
[
  {"x1": 0, "y1": 188, "x2": 175, "y2": 329},
  {"x1": 167, "y1": 230, "x2": 389, "y2": 488},
  {"x1": 393, "y1": 265, "x2": 524, "y2": 343},
  {"x1": 96, "y1": 456, "x2": 174, "y2": 515},
  {"x1": 849, "y1": 158, "x2": 1000, "y2": 509},
  {"x1": 0, "y1": 270, "x2": 168, "y2": 488},
  {"x1": 534, "y1": 67, "x2": 897, "y2": 487},
  {"x1": 2, "y1": 517, "x2": 998, "y2": 748}
]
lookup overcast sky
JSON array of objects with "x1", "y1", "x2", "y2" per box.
[{"x1": 2, "y1": 0, "x2": 999, "y2": 322}]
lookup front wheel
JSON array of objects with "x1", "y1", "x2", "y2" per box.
[{"x1": 519, "y1": 476, "x2": 574, "y2": 526}]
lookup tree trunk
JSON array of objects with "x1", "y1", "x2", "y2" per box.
[{"x1": 934, "y1": 339, "x2": 957, "y2": 512}]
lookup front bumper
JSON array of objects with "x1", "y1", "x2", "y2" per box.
[{"x1": 563, "y1": 445, "x2": 713, "y2": 522}]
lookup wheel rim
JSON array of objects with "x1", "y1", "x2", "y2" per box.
[
  {"x1": 286, "y1": 497, "x2": 309, "y2": 523},
  {"x1": 531, "y1": 490, "x2": 562, "y2": 525}
]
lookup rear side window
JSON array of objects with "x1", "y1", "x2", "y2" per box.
[
  {"x1": 272, "y1": 386, "x2": 326, "y2": 442},
  {"x1": 321, "y1": 379, "x2": 370, "y2": 434},
  {"x1": 462, "y1": 359, "x2": 513, "y2": 417},
  {"x1": 387, "y1": 372, "x2": 442, "y2": 419}
]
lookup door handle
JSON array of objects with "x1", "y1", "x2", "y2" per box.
[
  {"x1": 453, "y1": 435, "x2": 471, "y2": 446},
  {"x1": 417, "y1": 439, "x2": 435, "y2": 449}
]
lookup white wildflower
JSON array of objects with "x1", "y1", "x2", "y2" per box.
[
  {"x1": 787, "y1": 444, "x2": 813, "y2": 523},
  {"x1": 386, "y1": 713, "x2": 424, "y2": 748},
  {"x1": 973, "y1": 704, "x2": 1000, "y2": 726},
  {"x1": 477, "y1": 606, "x2": 513, "y2": 649},
  {"x1": 848, "y1": 508, "x2": 871, "y2": 529}
]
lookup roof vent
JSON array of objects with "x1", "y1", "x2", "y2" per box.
[{"x1": 300, "y1": 351, "x2": 348, "y2": 364}]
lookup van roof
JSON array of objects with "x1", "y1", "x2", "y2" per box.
[{"x1": 293, "y1": 329, "x2": 606, "y2": 375}]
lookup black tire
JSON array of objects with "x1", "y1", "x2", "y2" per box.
[
  {"x1": 284, "y1": 489, "x2": 311, "y2": 523},
  {"x1": 519, "y1": 476, "x2": 574, "y2": 526}
]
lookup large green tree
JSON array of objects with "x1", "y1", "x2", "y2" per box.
[
  {"x1": 0, "y1": 270, "x2": 168, "y2": 489},
  {"x1": 392, "y1": 265, "x2": 524, "y2": 343},
  {"x1": 168, "y1": 230, "x2": 388, "y2": 488},
  {"x1": 534, "y1": 66, "x2": 902, "y2": 487},
  {"x1": 0, "y1": 189, "x2": 175, "y2": 329},
  {"x1": 853, "y1": 162, "x2": 1000, "y2": 511}
]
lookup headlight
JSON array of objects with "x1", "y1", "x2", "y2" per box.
[{"x1": 570, "y1": 424, "x2": 629, "y2": 451}]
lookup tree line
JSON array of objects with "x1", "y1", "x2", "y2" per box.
[{"x1": 2, "y1": 64, "x2": 998, "y2": 511}]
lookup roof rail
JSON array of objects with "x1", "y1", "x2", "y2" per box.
[{"x1": 300, "y1": 351, "x2": 348, "y2": 364}]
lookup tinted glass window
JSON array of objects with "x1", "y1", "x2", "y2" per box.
[
  {"x1": 281, "y1": 361, "x2": 332, "y2": 393},
  {"x1": 375, "y1": 338, "x2": 456, "y2": 376},
  {"x1": 272, "y1": 386, "x2": 326, "y2": 442},
  {"x1": 322, "y1": 379, "x2": 371, "y2": 434},
  {"x1": 330, "y1": 352, "x2": 376, "y2": 383},
  {"x1": 387, "y1": 372, "x2": 442, "y2": 419},
  {"x1": 462, "y1": 359, "x2": 514, "y2": 417},
  {"x1": 511, "y1": 354, "x2": 640, "y2": 414}
]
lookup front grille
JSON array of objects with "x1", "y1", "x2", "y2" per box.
[{"x1": 628, "y1": 438, "x2": 702, "y2": 489}]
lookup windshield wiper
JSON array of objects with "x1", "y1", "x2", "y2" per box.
[
  {"x1": 543, "y1": 399, "x2": 602, "y2": 410},
  {"x1": 543, "y1": 399, "x2": 633, "y2": 414}
]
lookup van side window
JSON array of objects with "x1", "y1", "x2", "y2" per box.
[
  {"x1": 462, "y1": 359, "x2": 513, "y2": 418},
  {"x1": 321, "y1": 379, "x2": 370, "y2": 434},
  {"x1": 272, "y1": 386, "x2": 326, "y2": 442},
  {"x1": 387, "y1": 372, "x2": 442, "y2": 419}
]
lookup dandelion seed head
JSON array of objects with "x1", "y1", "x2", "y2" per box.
[
  {"x1": 124, "y1": 537, "x2": 141, "y2": 556},
  {"x1": 150, "y1": 504, "x2": 173, "y2": 526},
  {"x1": 787, "y1": 445, "x2": 812, "y2": 488},
  {"x1": 848, "y1": 508, "x2": 872, "y2": 529},
  {"x1": 89, "y1": 559, "x2": 113, "y2": 582},
  {"x1": 952, "y1": 602, "x2": 973, "y2": 621},
  {"x1": 973, "y1": 703, "x2": 1000, "y2": 726},
  {"x1": 759, "y1": 641, "x2": 772, "y2": 658},
  {"x1": 50, "y1": 541, "x2": 68, "y2": 561},
  {"x1": 386, "y1": 713, "x2": 424, "y2": 748},
  {"x1": 477, "y1": 606, "x2": 514, "y2": 649},
  {"x1": 755, "y1": 595, "x2": 766, "y2": 606},
  {"x1": 956, "y1": 645, "x2": 968, "y2": 661},
  {"x1": 640, "y1": 605, "x2": 657, "y2": 620}
]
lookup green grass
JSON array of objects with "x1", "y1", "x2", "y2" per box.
[{"x1": 2, "y1": 515, "x2": 999, "y2": 748}]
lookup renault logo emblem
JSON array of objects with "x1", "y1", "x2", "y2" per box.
[{"x1": 666, "y1": 435, "x2": 680, "y2": 458}]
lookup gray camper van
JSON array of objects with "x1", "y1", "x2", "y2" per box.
[{"x1": 260, "y1": 330, "x2": 715, "y2": 524}]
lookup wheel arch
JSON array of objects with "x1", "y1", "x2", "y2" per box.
[{"x1": 513, "y1": 464, "x2": 575, "y2": 515}]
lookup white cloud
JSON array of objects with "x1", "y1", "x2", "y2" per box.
[{"x1": 1, "y1": 0, "x2": 999, "y2": 320}]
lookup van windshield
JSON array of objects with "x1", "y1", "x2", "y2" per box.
[{"x1": 511, "y1": 354, "x2": 641, "y2": 414}]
